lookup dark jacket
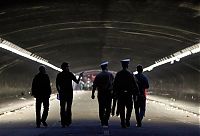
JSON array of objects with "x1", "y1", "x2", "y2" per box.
[
  {"x1": 113, "y1": 69, "x2": 139, "y2": 97},
  {"x1": 56, "y1": 71, "x2": 79, "y2": 96},
  {"x1": 31, "y1": 73, "x2": 51, "y2": 98},
  {"x1": 93, "y1": 71, "x2": 114, "y2": 95},
  {"x1": 135, "y1": 73, "x2": 149, "y2": 96}
]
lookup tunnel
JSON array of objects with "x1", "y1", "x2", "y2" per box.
[{"x1": 0, "y1": 0, "x2": 199, "y2": 136}]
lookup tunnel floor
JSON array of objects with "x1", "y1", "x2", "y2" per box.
[{"x1": 0, "y1": 91, "x2": 199, "y2": 136}]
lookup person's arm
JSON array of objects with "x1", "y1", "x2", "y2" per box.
[
  {"x1": 47, "y1": 75, "x2": 52, "y2": 96},
  {"x1": 91, "y1": 85, "x2": 96, "y2": 99},
  {"x1": 72, "y1": 72, "x2": 84, "y2": 84},
  {"x1": 133, "y1": 74, "x2": 139, "y2": 101},
  {"x1": 31, "y1": 76, "x2": 37, "y2": 98},
  {"x1": 78, "y1": 72, "x2": 84, "y2": 83},
  {"x1": 113, "y1": 73, "x2": 120, "y2": 99},
  {"x1": 112, "y1": 73, "x2": 120, "y2": 116},
  {"x1": 111, "y1": 73, "x2": 114, "y2": 89},
  {"x1": 145, "y1": 76, "x2": 149, "y2": 89},
  {"x1": 111, "y1": 98, "x2": 117, "y2": 116},
  {"x1": 56, "y1": 74, "x2": 60, "y2": 93},
  {"x1": 91, "y1": 76, "x2": 98, "y2": 99}
]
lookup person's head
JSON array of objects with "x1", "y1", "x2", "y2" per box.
[
  {"x1": 39, "y1": 65, "x2": 46, "y2": 74},
  {"x1": 137, "y1": 64, "x2": 143, "y2": 73},
  {"x1": 100, "y1": 61, "x2": 108, "y2": 71},
  {"x1": 121, "y1": 59, "x2": 130, "y2": 69},
  {"x1": 61, "y1": 62, "x2": 69, "y2": 71}
]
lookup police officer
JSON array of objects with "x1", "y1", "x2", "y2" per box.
[
  {"x1": 32, "y1": 65, "x2": 51, "y2": 128},
  {"x1": 113, "y1": 59, "x2": 139, "y2": 128},
  {"x1": 134, "y1": 64, "x2": 149, "y2": 127},
  {"x1": 91, "y1": 61, "x2": 114, "y2": 127},
  {"x1": 56, "y1": 62, "x2": 83, "y2": 127}
]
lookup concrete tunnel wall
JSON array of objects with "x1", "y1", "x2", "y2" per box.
[
  {"x1": 146, "y1": 53, "x2": 199, "y2": 103},
  {"x1": 0, "y1": 50, "x2": 199, "y2": 104},
  {"x1": 0, "y1": 0, "x2": 199, "y2": 104},
  {"x1": 0, "y1": 48, "x2": 58, "y2": 100}
]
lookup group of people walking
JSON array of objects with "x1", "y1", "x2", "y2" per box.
[
  {"x1": 31, "y1": 59, "x2": 149, "y2": 129},
  {"x1": 92, "y1": 59, "x2": 149, "y2": 128},
  {"x1": 32, "y1": 62, "x2": 83, "y2": 128}
]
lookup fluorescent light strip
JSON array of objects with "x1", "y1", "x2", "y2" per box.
[
  {"x1": 0, "y1": 40, "x2": 62, "y2": 72},
  {"x1": 137, "y1": 43, "x2": 200, "y2": 74},
  {"x1": 0, "y1": 38, "x2": 199, "y2": 74}
]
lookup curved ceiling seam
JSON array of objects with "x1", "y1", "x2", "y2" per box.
[
  {"x1": 57, "y1": 27, "x2": 194, "y2": 43},
  {"x1": 0, "y1": 60, "x2": 19, "y2": 74},
  {"x1": 1, "y1": 20, "x2": 199, "y2": 37},
  {"x1": 119, "y1": 31, "x2": 185, "y2": 43},
  {"x1": 181, "y1": 62, "x2": 200, "y2": 73},
  {"x1": 0, "y1": 28, "x2": 196, "y2": 45},
  {"x1": 125, "y1": 29, "x2": 195, "y2": 42}
]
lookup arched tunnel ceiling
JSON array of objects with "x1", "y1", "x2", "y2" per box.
[{"x1": 0, "y1": 0, "x2": 199, "y2": 72}]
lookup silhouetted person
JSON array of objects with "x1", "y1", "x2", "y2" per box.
[
  {"x1": 31, "y1": 65, "x2": 51, "y2": 128},
  {"x1": 91, "y1": 61, "x2": 114, "y2": 127},
  {"x1": 113, "y1": 59, "x2": 139, "y2": 128},
  {"x1": 56, "y1": 62, "x2": 83, "y2": 127},
  {"x1": 134, "y1": 64, "x2": 149, "y2": 127}
]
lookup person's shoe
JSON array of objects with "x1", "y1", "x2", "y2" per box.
[
  {"x1": 102, "y1": 125, "x2": 108, "y2": 128},
  {"x1": 66, "y1": 120, "x2": 72, "y2": 127},
  {"x1": 104, "y1": 120, "x2": 108, "y2": 126},
  {"x1": 126, "y1": 120, "x2": 130, "y2": 127},
  {"x1": 136, "y1": 123, "x2": 142, "y2": 127},
  {"x1": 66, "y1": 122, "x2": 71, "y2": 127},
  {"x1": 101, "y1": 121, "x2": 105, "y2": 126},
  {"x1": 121, "y1": 124, "x2": 126, "y2": 128},
  {"x1": 42, "y1": 121, "x2": 48, "y2": 127},
  {"x1": 36, "y1": 125, "x2": 40, "y2": 128},
  {"x1": 102, "y1": 120, "x2": 109, "y2": 128},
  {"x1": 121, "y1": 122, "x2": 126, "y2": 128},
  {"x1": 66, "y1": 124, "x2": 70, "y2": 127}
]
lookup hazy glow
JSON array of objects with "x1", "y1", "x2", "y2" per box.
[{"x1": 0, "y1": 39, "x2": 62, "y2": 72}]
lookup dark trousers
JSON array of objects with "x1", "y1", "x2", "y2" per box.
[
  {"x1": 111, "y1": 99, "x2": 120, "y2": 116},
  {"x1": 36, "y1": 97, "x2": 49, "y2": 126},
  {"x1": 98, "y1": 94, "x2": 112, "y2": 125},
  {"x1": 118, "y1": 93, "x2": 133, "y2": 125},
  {"x1": 134, "y1": 95, "x2": 146, "y2": 123},
  {"x1": 60, "y1": 96, "x2": 73, "y2": 126}
]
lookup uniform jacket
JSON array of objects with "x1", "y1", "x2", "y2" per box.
[
  {"x1": 93, "y1": 71, "x2": 114, "y2": 96},
  {"x1": 113, "y1": 69, "x2": 139, "y2": 97}
]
